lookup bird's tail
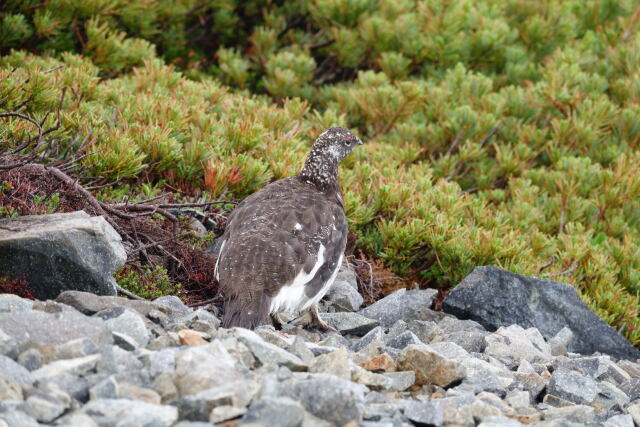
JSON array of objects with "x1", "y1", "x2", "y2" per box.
[{"x1": 221, "y1": 294, "x2": 271, "y2": 329}]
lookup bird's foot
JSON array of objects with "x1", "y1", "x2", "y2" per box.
[
  {"x1": 270, "y1": 312, "x2": 285, "y2": 330},
  {"x1": 307, "y1": 304, "x2": 339, "y2": 334}
]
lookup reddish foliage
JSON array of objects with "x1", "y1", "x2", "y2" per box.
[{"x1": 0, "y1": 276, "x2": 35, "y2": 299}]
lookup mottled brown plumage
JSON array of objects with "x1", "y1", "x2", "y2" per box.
[{"x1": 217, "y1": 127, "x2": 362, "y2": 329}]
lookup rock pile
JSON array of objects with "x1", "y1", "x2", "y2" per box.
[{"x1": 1, "y1": 281, "x2": 639, "y2": 427}]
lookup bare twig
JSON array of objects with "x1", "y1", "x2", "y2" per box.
[
  {"x1": 538, "y1": 256, "x2": 556, "y2": 274},
  {"x1": 544, "y1": 261, "x2": 578, "y2": 278},
  {"x1": 116, "y1": 284, "x2": 145, "y2": 300},
  {"x1": 444, "y1": 132, "x2": 464, "y2": 156}
]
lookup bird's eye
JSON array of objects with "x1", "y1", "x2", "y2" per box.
[{"x1": 345, "y1": 140, "x2": 352, "y2": 146}]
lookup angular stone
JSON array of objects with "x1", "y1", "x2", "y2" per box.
[
  {"x1": 100, "y1": 308, "x2": 150, "y2": 349},
  {"x1": 178, "y1": 329, "x2": 208, "y2": 346},
  {"x1": 0, "y1": 211, "x2": 126, "y2": 299},
  {"x1": 309, "y1": 347, "x2": 351, "y2": 380},
  {"x1": 175, "y1": 341, "x2": 244, "y2": 396},
  {"x1": 96, "y1": 345, "x2": 143, "y2": 374},
  {"x1": 456, "y1": 357, "x2": 513, "y2": 396},
  {"x1": 279, "y1": 377, "x2": 366, "y2": 425},
  {"x1": 549, "y1": 327, "x2": 573, "y2": 357},
  {"x1": 591, "y1": 381, "x2": 629, "y2": 413},
  {"x1": 360, "y1": 353, "x2": 395, "y2": 373},
  {"x1": 359, "y1": 288, "x2": 438, "y2": 327},
  {"x1": 0, "y1": 294, "x2": 33, "y2": 313},
  {"x1": 437, "y1": 331, "x2": 487, "y2": 353},
  {"x1": 438, "y1": 316, "x2": 486, "y2": 333},
  {"x1": 239, "y1": 396, "x2": 305, "y2": 427},
  {"x1": 429, "y1": 341, "x2": 471, "y2": 361},
  {"x1": 352, "y1": 326, "x2": 385, "y2": 353},
  {"x1": 443, "y1": 266, "x2": 640, "y2": 360},
  {"x1": 0, "y1": 377, "x2": 22, "y2": 400},
  {"x1": 56, "y1": 337, "x2": 99, "y2": 360},
  {"x1": 152, "y1": 372, "x2": 178, "y2": 403},
  {"x1": 629, "y1": 402, "x2": 640, "y2": 427},
  {"x1": 407, "y1": 320, "x2": 444, "y2": 344},
  {"x1": 351, "y1": 364, "x2": 393, "y2": 390},
  {"x1": 209, "y1": 405, "x2": 246, "y2": 424},
  {"x1": 177, "y1": 379, "x2": 259, "y2": 421},
  {"x1": 506, "y1": 390, "x2": 530, "y2": 408},
  {"x1": 547, "y1": 367, "x2": 598, "y2": 405},
  {"x1": 80, "y1": 398, "x2": 178, "y2": 426},
  {"x1": 387, "y1": 331, "x2": 423, "y2": 349},
  {"x1": 231, "y1": 328, "x2": 306, "y2": 370},
  {"x1": 287, "y1": 336, "x2": 315, "y2": 364},
  {"x1": 0, "y1": 410, "x2": 39, "y2": 427},
  {"x1": 153, "y1": 295, "x2": 191, "y2": 316},
  {"x1": 396, "y1": 344, "x2": 466, "y2": 387},
  {"x1": 323, "y1": 278, "x2": 364, "y2": 312},
  {"x1": 382, "y1": 371, "x2": 415, "y2": 391},
  {"x1": 478, "y1": 416, "x2": 524, "y2": 427},
  {"x1": 32, "y1": 354, "x2": 100, "y2": 381},
  {"x1": 484, "y1": 325, "x2": 552, "y2": 368},
  {"x1": 0, "y1": 309, "x2": 112, "y2": 347},
  {"x1": 542, "y1": 405, "x2": 595, "y2": 423},
  {"x1": 603, "y1": 414, "x2": 634, "y2": 427},
  {"x1": 320, "y1": 312, "x2": 380, "y2": 336},
  {"x1": 23, "y1": 383, "x2": 71, "y2": 423},
  {"x1": 403, "y1": 400, "x2": 444, "y2": 427},
  {"x1": 57, "y1": 290, "x2": 156, "y2": 317},
  {"x1": 619, "y1": 378, "x2": 640, "y2": 401},
  {"x1": 0, "y1": 354, "x2": 33, "y2": 385}
]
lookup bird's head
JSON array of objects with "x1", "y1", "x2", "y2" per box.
[{"x1": 312, "y1": 127, "x2": 363, "y2": 162}]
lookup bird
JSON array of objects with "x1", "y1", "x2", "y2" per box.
[{"x1": 216, "y1": 127, "x2": 363, "y2": 330}]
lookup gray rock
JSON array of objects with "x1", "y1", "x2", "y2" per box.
[
  {"x1": 359, "y1": 288, "x2": 438, "y2": 327},
  {"x1": 320, "y1": 312, "x2": 380, "y2": 336},
  {"x1": 174, "y1": 341, "x2": 244, "y2": 396},
  {"x1": 403, "y1": 400, "x2": 444, "y2": 426},
  {"x1": 0, "y1": 309, "x2": 112, "y2": 347},
  {"x1": 407, "y1": 320, "x2": 444, "y2": 344},
  {"x1": 0, "y1": 377, "x2": 22, "y2": 400},
  {"x1": 231, "y1": 328, "x2": 306, "y2": 370},
  {"x1": 387, "y1": 331, "x2": 423, "y2": 349},
  {"x1": 0, "y1": 354, "x2": 33, "y2": 385},
  {"x1": 438, "y1": 316, "x2": 485, "y2": 333},
  {"x1": 436, "y1": 331, "x2": 487, "y2": 353},
  {"x1": 57, "y1": 291, "x2": 156, "y2": 317},
  {"x1": 591, "y1": 381, "x2": 629, "y2": 413},
  {"x1": 352, "y1": 326, "x2": 385, "y2": 353},
  {"x1": 629, "y1": 402, "x2": 640, "y2": 427},
  {"x1": 549, "y1": 327, "x2": 573, "y2": 357},
  {"x1": 56, "y1": 338, "x2": 99, "y2": 360},
  {"x1": 442, "y1": 266, "x2": 640, "y2": 360},
  {"x1": 209, "y1": 405, "x2": 246, "y2": 424},
  {"x1": 309, "y1": 347, "x2": 351, "y2": 380},
  {"x1": 239, "y1": 396, "x2": 305, "y2": 426},
  {"x1": 619, "y1": 378, "x2": 640, "y2": 401},
  {"x1": 324, "y1": 279, "x2": 364, "y2": 312},
  {"x1": 41, "y1": 372, "x2": 90, "y2": 402},
  {"x1": 279, "y1": 376, "x2": 366, "y2": 425},
  {"x1": 17, "y1": 348, "x2": 43, "y2": 371},
  {"x1": 153, "y1": 295, "x2": 191, "y2": 316},
  {"x1": 54, "y1": 411, "x2": 100, "y2": 426},
  {"x1": 542, "y1": 405, "x2": 596, "y2": 423},
  {"x1": 0, "y1": 211, "x2": 126, "y2": 299},
  {"x1": 478, "y1": 416, "x2": 524, "y2": 427},
  {"x1": 396, "y1": 344, "x2": 466, "y2": 387},
  {"x1": 335, "y1": 266, "x2": 359, "y2": 289},
  {"x1": 177, "y1": 379, "x2": 258, "y2": 421},
  {"x1": 484, "y1": 325, "x2": 552, "y2": 368},
  {"x1": 23, "y1": 383, "x2": 71, "y2": 423},
  {"x1": 382, "y1": 371, "x2": 415, "y2": 391},
  {"x1": 288, "y1": 336, "x2": 315, "y2": 364},
  {"x1": 547, "y1": 367, "x2": 598, "y2": 405},
  {"x1": 0, "y1": 294, "x2": 33, "y2": 313},
  {"x1": 603, "y1": 414, "x2": 634, "y2": 427},
  {"x1": 0, "y1": 410, "x2": 39, "y2": 427},
  {"x1": 429, "y1": 341, "x2": 471, "y2": 361},
  {"x1": 147, "y1": 348, "x2": 177, "y2": 377},
  {"x1": 102, "y1": 308, "x2": 150, "y2": 348},
  {"x1": 80, "y1": 398, "x2": 178, "y2": 426},
  {"x1": 32, "y1": 354, "x2": 100, "y2": 381},
  {"x1": 0, "y1": 327, "x2": 18, "y2": 358},
  {"x1": 351, "y1": 364, "x2": 394, "y2": 390}
]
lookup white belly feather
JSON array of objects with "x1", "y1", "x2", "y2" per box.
[{"x1": 269, "y1": 246, "x2": 343, "y2": 314}]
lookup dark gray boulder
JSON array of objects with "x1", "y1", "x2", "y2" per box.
[
  {"x1": 442, "y1": 266, "x2": 640, "y2": 361},
  {"x1": 0, "y1": 211, "x2": 126, "y2": 299}
]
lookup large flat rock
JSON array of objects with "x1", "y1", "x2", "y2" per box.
[
  {"x1": 0, "y1": 211, "x2": 126, "y2": 299},
  {"x1": 443, "y1": 266, "x2": 640, "y2": 361}
]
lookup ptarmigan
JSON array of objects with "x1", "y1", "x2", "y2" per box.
[{"x1": 216, "y1": 127, "x2": 363, "y2": 330}]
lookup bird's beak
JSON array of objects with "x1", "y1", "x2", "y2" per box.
[{"x1": 356, "y1": 138, "x2": 363, "y2": 146}]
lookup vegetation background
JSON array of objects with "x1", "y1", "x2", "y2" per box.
[{"x1": 1, "y1": 0, "x2": 639, "y2": 345}]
